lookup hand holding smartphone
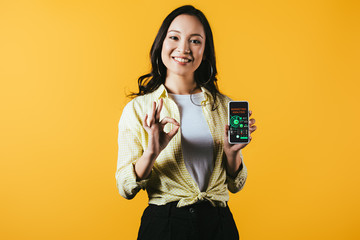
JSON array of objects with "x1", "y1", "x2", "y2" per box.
[{"x1": 228, "y1": 101, "x2": 250, "y2": 144}]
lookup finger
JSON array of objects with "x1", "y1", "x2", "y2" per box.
[
  {"x1": 249, "y1": 118, "x2": 256, "y2": 126},
  {"x1": 143, "y1": 114, "x2": 149, "y2": 130},
  {"x1": 249, "y1": 110, "x2": 252, "y2": 117},
  {"x1": 167, "y1": 125, "x2": 180, "y2": 140},
  {"x1": 249, "y1": 125, "x2": 257, "y2": 133},
  {"x1": 160, "y1": 117, "x2": 180, "y2": 126},
  {"x1": 156, "y1": 98, "x2": 163, "y2": 122},
  {"x1": 150, "y1": 101, "x2": 156, "y2": 125}
]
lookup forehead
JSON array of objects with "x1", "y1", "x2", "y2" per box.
[{"x1": 167, "y1": 14, "x2": 205, "y2": 37}]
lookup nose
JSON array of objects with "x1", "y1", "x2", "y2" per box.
[{"x1": 177, "y1": 39, "x2": 190, "y2": 54}]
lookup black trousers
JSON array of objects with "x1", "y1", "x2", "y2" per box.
[{"x1": 137, "y1": 200, "x2": 239, "y2": 240}]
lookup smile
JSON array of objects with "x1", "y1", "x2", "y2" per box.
[{"x1": 172, "y1": 57, "x2": 191, "y2": 64}]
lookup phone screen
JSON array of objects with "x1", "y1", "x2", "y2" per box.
[{"x1": 229, "y1": 101, "x2": 249, "y2": 144}]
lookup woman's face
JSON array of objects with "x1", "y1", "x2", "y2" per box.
[{"x1": 161, "y1": 14, "x2": 206, "y2": 79}]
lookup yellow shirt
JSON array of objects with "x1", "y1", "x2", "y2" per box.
[{"x1": 115, "y1": 84, "x2": 247, "y2": 208}]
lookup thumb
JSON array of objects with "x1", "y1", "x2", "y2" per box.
[{"x1": 224, "y1": 124, "x2": 229, "y2": 137}]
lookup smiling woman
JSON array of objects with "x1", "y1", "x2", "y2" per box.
[
  {"x1": 161, "y1": 14, "x2": 205, "y2": 94},
  {"x1": 128, "y1": 5, "x2": 220, "y2": 110},
  {"x1": 161, "y1": 14, "x2": 206, "y2": 82},
  {"x1": 115, "y1": 4, "x2": 257, "y2": 240}
]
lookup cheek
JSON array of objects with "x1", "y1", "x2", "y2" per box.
[
  {"x1": 161, "y1": 45, "x2": 169, "y2": 62},
  {"x1": 161, "y1": 42, "x2": 174, "y2": 65},
  {"x1": 193, "y1": 42, "x2": 205, "y2": 54},
  {"x1": 194, "y1": 47, "x2": 205, "y2": 61},
  {"x1": 162, "y1": 40, "x2": 176, "y2": 54}
]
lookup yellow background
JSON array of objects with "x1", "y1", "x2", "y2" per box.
[{"x1": 1, "y1": 0, "x2": 359, "y2": 239}]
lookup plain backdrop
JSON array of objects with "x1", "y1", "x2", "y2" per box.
[{"x1": 1, "y1": 0, "x2": 359, "y2": 239}]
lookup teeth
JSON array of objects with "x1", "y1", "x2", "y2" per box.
[{"x1": 174, "y1": 57, "x2": 190, "y2": 63}]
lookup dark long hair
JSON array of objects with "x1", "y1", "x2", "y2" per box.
[{"x1": 127, "y1": 5, "x2": 223, "y2": 111}]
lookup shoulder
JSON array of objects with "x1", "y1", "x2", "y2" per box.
[
  {"x1": 121, "y1": 92, "x2": 157, "y2": 119},
  {"x1": 119, "y1": 95, "x2": 148, "y2": 128},
  {"x1": 217, "y1": 92, "x2": 233, "y2": 102},
  {"x1": 122, "y1": 93, "x2": 154, "y2": 114},
  {"x1": 214, "y1": 92, "x2": 233, "y2": 110}
]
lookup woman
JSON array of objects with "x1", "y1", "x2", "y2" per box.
[{"x1": 116, "y1": 5, "x2": 257, "y2": 240}]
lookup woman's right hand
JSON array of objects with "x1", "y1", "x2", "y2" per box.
[{"x1": 142, "y1": 98, "x2": 180, "y2": 157}]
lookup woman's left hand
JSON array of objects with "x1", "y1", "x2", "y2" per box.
[{"x1": 224, "y1": 110, "x2": 257, "y2": 159}]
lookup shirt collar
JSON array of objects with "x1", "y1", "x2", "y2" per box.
[{"x1": 154, "y1": 83, "x2": 213, "y2": 104}]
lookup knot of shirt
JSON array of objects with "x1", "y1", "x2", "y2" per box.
[
  {"x1": 176, "y1": 191, "x2": 225, "y2": 208},
  {"x1": 197, "y1": 192, "x2": 207, "y2": 201}
]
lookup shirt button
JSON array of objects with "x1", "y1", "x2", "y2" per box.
[{"x1": 189, "y1": 208, "x2": 195, "y2": 214}]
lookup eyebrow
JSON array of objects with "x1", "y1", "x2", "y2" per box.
[{"x1": 167, "y1": 30, "x2": 203, "y2": 39}]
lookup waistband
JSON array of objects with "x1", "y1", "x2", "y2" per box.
[{"x1": 147, "y1": 200, "x2": 229, "y2": 218}]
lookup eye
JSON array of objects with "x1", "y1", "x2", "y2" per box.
[
  {"x1": 191, "y1": 39, "x2": 201, "y2": 44},
  {"x1": 169, "y1": 36, "x2": 178, "y2": 40}
]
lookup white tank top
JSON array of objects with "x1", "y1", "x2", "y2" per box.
[{"x1": 168, "y1": 92, "x2": 214, "y2": 192}]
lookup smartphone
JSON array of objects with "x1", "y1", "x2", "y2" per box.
[{"x1": 228, "y1": 101, "x2": 250, "y2": 144}]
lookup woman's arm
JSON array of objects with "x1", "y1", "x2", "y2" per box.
[
  {"x1": 116, "y1": 98, "x2": 180, "y2": 199},
  {"x1": 223, "y1": 109, "x2": 256, "y2": 193},
  {"x1": 136, "y1": 98, "x2": 180, "y2": 180},
  {"x1": 134, "y1": 150, "x2": 159, "y2": 181},
  {"x1": 224, "y1": 151, "x2": 243, "y2": 178}
]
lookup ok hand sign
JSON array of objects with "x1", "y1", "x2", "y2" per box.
[{"x1": 142, "y1": 98, "x2": 180, "y2": 157}]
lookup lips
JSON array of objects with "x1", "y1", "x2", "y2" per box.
[{"x1": 172, "y1": 56, "x2": 192, "y2": 63}]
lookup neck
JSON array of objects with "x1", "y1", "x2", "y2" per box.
[{"x1": 164, "y1": 72, "x2": 201, "y2": 95}]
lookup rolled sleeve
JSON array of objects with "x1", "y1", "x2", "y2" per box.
[
  {"x1": 115, "y1": 101, "x2": 150, "y2": 199},
  {"x1": 226, "y1": 150, "x2": 248, "y2": 193}
]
